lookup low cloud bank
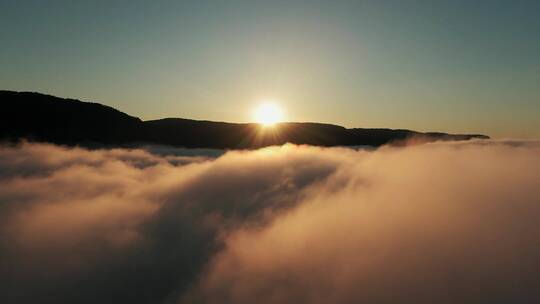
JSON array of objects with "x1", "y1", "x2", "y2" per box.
[{"x1": 0, "y1": 141, "x2": 539, "y2": 303}]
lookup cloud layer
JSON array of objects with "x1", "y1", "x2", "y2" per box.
[{"x1": 0, "y1": 141, "x2": 539, "y2": 303}]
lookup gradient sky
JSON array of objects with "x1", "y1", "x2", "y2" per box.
[{"x1": 1, "y1": 0, "x2": 539, "y2": 138}]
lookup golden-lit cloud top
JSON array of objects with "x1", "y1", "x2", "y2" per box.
[{"x1": 0, "y1": 141, "x2": 539, "y2": 303}]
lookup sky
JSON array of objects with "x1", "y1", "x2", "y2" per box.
[{"x1": 1, "y1": 0, "x2": 539, "y2": 138}]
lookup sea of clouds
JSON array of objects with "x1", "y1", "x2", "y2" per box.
[{"x1": 1, "y1": 140, "x2": 539, "y2": 303}]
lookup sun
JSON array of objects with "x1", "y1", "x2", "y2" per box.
[{"x1": 253, "y1": 102, "x2": 284, "y2": 126}]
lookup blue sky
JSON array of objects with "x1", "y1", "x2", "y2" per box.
[{"x1": 1, "y1": 0, "x2": 539, "y2": 138}]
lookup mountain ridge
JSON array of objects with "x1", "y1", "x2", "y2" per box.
[{"x1": 0, "y1": 90, "x2": 489, "y2": 149}]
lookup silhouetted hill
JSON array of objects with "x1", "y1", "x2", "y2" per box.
[
  {"x1": 0, "y1": 91, "x2": 142, "y2": 144},
  {"x1": 0, "y1": 90, "x2": 489, "y2": 148}
]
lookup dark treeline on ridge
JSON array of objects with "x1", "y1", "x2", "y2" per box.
[{"x1": 0, "y1": 90, "x2": 488, "y2": 149}]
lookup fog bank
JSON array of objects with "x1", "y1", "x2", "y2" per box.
[{"x1": 0, "y1": 141, "x2": 539, "y2": 303}]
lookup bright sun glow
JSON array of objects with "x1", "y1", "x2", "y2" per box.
[{"x1": 253, "y1": 102, "x2": 284, "y2": 126}]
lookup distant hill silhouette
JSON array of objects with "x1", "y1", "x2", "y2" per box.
[{"x1": 0, "y1": 90, "x2": 489, "y2": 149}]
